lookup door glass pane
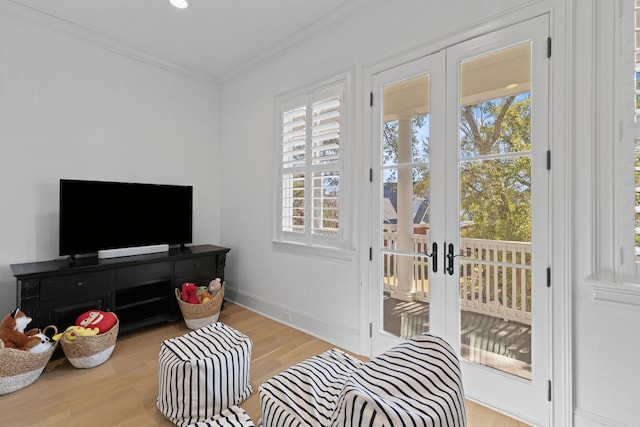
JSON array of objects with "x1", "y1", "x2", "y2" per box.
[
  {"x1": 458, "y1": 42, "x2": 533, "y2": 380},
  {"x1": 381, "y1": 74, "x2": 431, "y2": 338}
]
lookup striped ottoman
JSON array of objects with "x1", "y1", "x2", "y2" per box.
[
  {"x1": 330, "y1": 334, "x2": 466, "y2": 426},
  {"x1": 259, "y1": 349, "x2": 364, "y2": 427},
  {"x1": 157, "y1": 323, "x2": 253, "y2": 427},
  {"x1": 184, "y1": 405, "x2": 255, "y2": 427}
]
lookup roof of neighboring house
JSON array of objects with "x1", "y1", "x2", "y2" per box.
[{"x1": 383, "y1": 183, "x2": 430, "y2": 224}]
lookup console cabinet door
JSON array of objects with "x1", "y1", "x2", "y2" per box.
[
  {"x1": 39, "y1": 292, "x2": 111, "y2": 330},
  {"x1": 36, "y1": 271, "x2": 113, "y2": 329}
]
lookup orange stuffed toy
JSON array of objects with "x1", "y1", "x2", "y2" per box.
[{"x1": 0, "y1": 308, "x2": 41, "y2": 351}]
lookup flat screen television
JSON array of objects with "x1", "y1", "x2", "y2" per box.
[{"x1": 59, "y1": 179, "x2": 193, "y2": 258}]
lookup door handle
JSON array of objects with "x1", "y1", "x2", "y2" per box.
[
  {"x1": 424, "y1": 242, "x2": 438, "y2": 273},
  {"x1": 445, "y1": 243, "x2": 470, "y2": 276},
  {"x1": 446, "y1": 242, "x2": 455, "y2": 275}
]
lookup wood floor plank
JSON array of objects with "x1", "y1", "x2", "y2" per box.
[{"x1": 0, "y1": 302, "x2": 528, "y2": 426}]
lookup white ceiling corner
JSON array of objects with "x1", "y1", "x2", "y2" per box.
[{"x1": 3, "y1": 0, "x2": 376, "y2": 83}]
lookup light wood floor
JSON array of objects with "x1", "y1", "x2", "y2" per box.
[{"x1": 1, "y1": 302, "x2": 530, "y2": 426}]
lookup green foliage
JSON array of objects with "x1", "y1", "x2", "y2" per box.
[
  {"x1": 460, "y1": 95, "x2": 532, "y2": 243},
  {"x1": 383, "y1": 115, "x2": 430, "y2": 195},
  {"x1": 382, "y1": 94, "x2": 532, "y2": 243}
]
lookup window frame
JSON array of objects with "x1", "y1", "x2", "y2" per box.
[
  {"x1": 591, "y1": 0, "x2": 640, "y2": 304},
  {"x1": 273, "y1": 73, "x2": 354, "y2": 260},
  {"x1": 615, "y1": 0, "x2": 640, "y2": 283}
]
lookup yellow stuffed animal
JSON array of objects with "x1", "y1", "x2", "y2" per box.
[{"x1": 53, "y1": 325, "x2": 99, "y2": 342}]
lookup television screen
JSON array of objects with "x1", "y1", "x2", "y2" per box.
[{"x1": 59, "y1": 179, "x2": 193, "y2": 256}]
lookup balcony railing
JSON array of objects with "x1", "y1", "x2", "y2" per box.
[{"x1": 383, "y1": 231, "x2": 532, "y2": 325}]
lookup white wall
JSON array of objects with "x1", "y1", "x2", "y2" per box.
[
  {"x1": 218, "y1": 0, "x2": 534, "y2": 352},
  {"x1": 219, "y1": 0, "x2": 639, "y2": 425},
  {"x1": 0, "y1": 9, "x2": 221, "y2": 315},
  {"x1": 571, "y1": 2, "x2": 640, "y2": 426}
]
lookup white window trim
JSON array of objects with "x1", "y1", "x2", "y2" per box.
[
  {"x1": 614, "y1": 0, "x2": 637, "y2": 282},
  {"x1": 589, "y1": 0, "x2": 640, "y2": 305},
  {"x1": 589, "y1": 279, "x2": 640, "y2": 306},
  {"x1": 272, "y1": 72, "x2": 355, "y2": 260}
]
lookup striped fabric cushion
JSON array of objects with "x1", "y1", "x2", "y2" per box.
[
  {"x1": 157, "y1": 323, "x2": 253, "y2": 427},
  {"x1": 185, "y1": 405, "x2": 255, "y2": 427},
  {"x1": 259, "y1": 349, "x2": 364, "y2": 427},
  {"x1": 330, "y1": 333, "x2": 466, "y2": 427}
]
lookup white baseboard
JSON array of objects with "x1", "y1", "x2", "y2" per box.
[
  {"x1": 574, "y1": 408, "x2": 633, "y2": 427},
  {"x1": 98, "y1": 244, "x2": 169, "y2": 259}
]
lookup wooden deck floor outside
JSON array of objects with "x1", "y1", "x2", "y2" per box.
[
  {"x1": 384, "y1": 295, "x2": 532, "y2": 379},
  {"x1": 1, "y1": 302, "x2": 529, "y2": 426}
]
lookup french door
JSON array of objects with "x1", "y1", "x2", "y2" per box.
[{"x1": 369, "y1": 16, "x2": 550, "y2": 425}]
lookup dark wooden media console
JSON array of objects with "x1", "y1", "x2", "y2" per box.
[{"x1": 10, "y1": 244, "x2": 230, "y2": 332}]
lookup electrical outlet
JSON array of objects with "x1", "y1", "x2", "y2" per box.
[{"x1": 281, "y1": 311, "x2": 292, "y2": 322}]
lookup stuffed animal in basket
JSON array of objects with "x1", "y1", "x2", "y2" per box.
[
  {"x1": 200, "y1": 290, "x2": 213, "y2": 303},
  {"x1": 196, "y1": 286, "x2": 210, "y2": 303},
  {"x1": 63, "y1": 325, "x2": 99, "y2": 341},
  {"x1": 29, "y1": 332, "x2": 53, "y2": 353},
  {"x1": 208, "y1": 278, "x2": 222, "y2": 295},
  {"x1": 52, "y1": 325, "x2": 99, "y2": 342},
  {"x1": 0, "y1": 308, "x2": 42, "y2": 351},
  {"x1": 75, "y1": 310, "x2": 117, "y2": 334},
  {"x1": 181, "y1": 282, "x2": 200, "y2": 304}
]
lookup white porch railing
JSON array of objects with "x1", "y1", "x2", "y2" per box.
[{"x1": 382, "y1": 231, "x2": 532, "y2": 325}]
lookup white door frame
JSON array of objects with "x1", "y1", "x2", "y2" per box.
[
  {"x1": 363, "y1": 14, "x2": 557, "y2": 426},
  {"x1": 369, "y1": 51, "x2": 446, "y2": 355},
  {"x1": 444, "y1": 15, "x2": 550, "y2": 425}
]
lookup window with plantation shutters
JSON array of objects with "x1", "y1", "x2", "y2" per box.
[
  {"x1": 597, "y1": 0, "x2": 640, "y2": 293},
  {"x1": 278, "y1": 79, "x2": 346, "y2": 248},
  {"x1": 591, "y1": 0, "x2": 640, "y2": 302}
]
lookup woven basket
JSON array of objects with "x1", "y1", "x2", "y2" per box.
[
  {"x1": 0, "y1": 325, "x2": 58, "y2": 395},
  {"x1": 175, "y1": 285, "x2": 224, "y2": 330},
  {"x1": 61, "y1": 317, "x2": 119, "y2": 369}
]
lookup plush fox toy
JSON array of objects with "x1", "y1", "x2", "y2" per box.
[{"x1": 0, "y1": 308, "x2": 41, "y2": 351}]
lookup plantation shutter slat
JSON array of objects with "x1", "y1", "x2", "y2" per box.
[{"x1": 280, "y1": 80, "x2": 345, "y2": 244}]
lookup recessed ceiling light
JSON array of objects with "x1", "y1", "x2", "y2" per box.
[
  {"x1": 506, "y1": 83, "x2": 519, "y2": 89},
  {"x1": 170, "y1": 0, "x2": 188, "y2": 9}
]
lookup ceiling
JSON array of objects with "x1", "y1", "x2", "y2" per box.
[
  {"x1": 383, "y1": 42, "x2": 531, "y2": 120},
  {"x1": 6, "y1": 0, "x2": 373, "y2": 82}
]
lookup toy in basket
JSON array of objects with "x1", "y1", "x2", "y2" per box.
[
  {"x1": 175, "y1": 279, "x2": 225, "y2": 329},
  {"x1": 60, "y1": 310, "x2": 119, "y2": 369},
  {"x1": 0, "y1": 308, "x2": 58, "y2": 395}
]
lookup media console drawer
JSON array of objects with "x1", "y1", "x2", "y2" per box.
[
  {"x1": 174, "y1": 256, "x2": 217, "y2": 279},
  {"x1": 40, "y1": 271, "x2": 112, "y2": 301}
]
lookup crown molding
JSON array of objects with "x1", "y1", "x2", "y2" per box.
[
  {"x1": 1, "y1": 0, "x2": 381, "y2": 86},
  {"x1": 0, "y1": 0, "x2": 217, "y2": 84},
  {"x1": 218, "y1": 0, "x2": 382, "y2": 84}
]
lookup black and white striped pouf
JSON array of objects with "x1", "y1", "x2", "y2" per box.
[
  {"x1": 157, "y1": 323, "x2": 253, "y2": 427},
  {"x1": 330, "y1": 333, "x2": 467, "y2": 427},
  {"x1": 184, "y1": 405, "x2": 255, "y2": 427},
  {"x1": 258, "y1": 348, "x2": 364, "y2": 427}
]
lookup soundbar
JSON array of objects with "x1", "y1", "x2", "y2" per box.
[{"x1": 98, "y1": 244, "x2": 169, "y2": 259}]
